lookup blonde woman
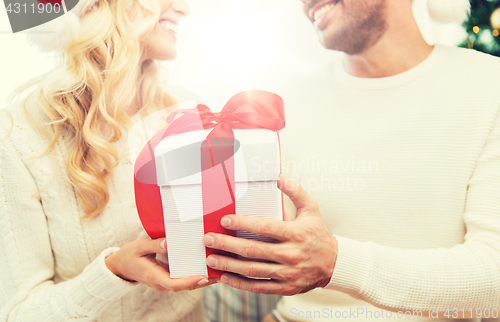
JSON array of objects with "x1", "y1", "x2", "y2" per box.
[{"x1": 0, "y1": 0, "x2": 213, "y2": 321}]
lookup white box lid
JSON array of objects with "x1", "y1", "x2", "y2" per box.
[{"x1": 154, "y1": 128, "x2": 280, "y2": 186}]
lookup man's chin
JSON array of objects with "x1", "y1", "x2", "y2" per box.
[
  {"x1": 318, "y1": 33, "x2": 371, "y2": 55},
  {"x1": 320, "y1": 39, "x2": 361, "y2": 55},
  {"x1": 318, "y1": 32, "x2": 343, "y2": 52}
]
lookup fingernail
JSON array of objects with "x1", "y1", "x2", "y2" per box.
[
  {"x1": 206, "y1": 256, "x2": 218, "y2": 268},
  {"x1": 216, "y1": 279, "x2": 222, "y2": 283},
  {"x1": 160, "y1": 238, "x2": 166, "y2": 250},
  {"x1": 221, "y1": 217, "x2": 231, "y2": 228},
  {"x1": 203, "y1": 234, "x2": 215, "y2": 247},
  {"x1": 198, "y1": 278, "x2": 209, "y2": 286},
  {"x1": 221, "y1": 275, "x2": 230, "y2": 284}
]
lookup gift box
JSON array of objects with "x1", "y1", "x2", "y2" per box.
[{"x1": 134, "y1": 90, "x2": 286, "y2": 279}]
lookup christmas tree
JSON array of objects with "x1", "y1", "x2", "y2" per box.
[{"x1": 460, "y1": 0, "x2": 500, "y2": 56}]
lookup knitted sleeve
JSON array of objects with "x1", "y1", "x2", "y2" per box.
[
  {"x1": 0, "y1": 124, "x2": 139, "y2": 321},
  {"x1": 324, "y1": 103, "x2": 500, "y2": 312}
]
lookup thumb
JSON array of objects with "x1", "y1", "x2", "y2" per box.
[
  {"x1": 278, "y1": 175, "x2": 317, "y2": 212},
  {"x1": 283, "y1": 208, "x2": 294, "y2": 221},
  {"x1": 136, "y1": 238, "x2": 168, "y2": 256}
]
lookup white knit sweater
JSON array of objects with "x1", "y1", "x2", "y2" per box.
[
  {"x1": 275, "y1": 45, "x2": 500, "y2": 321},
  {"x1": 0, "y1": 92, "x2": 206, "y2": 321}
]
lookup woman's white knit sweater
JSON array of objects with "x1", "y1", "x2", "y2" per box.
[{"x1": 0, "y1": 92, "x2": 206, "y2": 322}]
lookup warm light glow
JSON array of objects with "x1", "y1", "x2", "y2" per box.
[
  {"x1": 168, "y1": 0, "x2": 332, "y2": 108},
  {"x1": 493, "y1": 30, "x2": 500, "y2": 37},
  {"x1": 176, "y1": 2, "x2": 309, "y2": 85},
  {"x1": 473, "y1": 26, "x2": 480, "y2": 34},
  {"x1": 0, "y1": 0, "x2": 477, "y2": 110},
  {"x1": 491, "y1": 7, "x2": 500, "y2": 30}
]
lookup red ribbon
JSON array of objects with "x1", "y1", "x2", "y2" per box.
[
  {"x1": 37, "y1": 0, "x2": 63, "y2": 4},
  {"x1": 134, "y1": 90, "x2": 285, "y2": 278}
]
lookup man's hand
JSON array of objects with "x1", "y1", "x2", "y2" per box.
[{"x1": 203, "y1": 175, "x2": 338, "y2": 295}]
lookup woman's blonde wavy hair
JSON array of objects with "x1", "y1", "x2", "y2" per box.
[{"x1": 8, "y1": 0, "x2": 176, "y2": 220}]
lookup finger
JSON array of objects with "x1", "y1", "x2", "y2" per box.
[
  {"x1": 278, "y1": 175, "x2": 316, "y2": 211},
  {"x1": 156, "y1": 274, "x2": 216, "y2": 291},
  {"x1": 207, "y1": 255, "x2": 282, "y2": 279},
  {"x1": 208, "y1": 278, "x2": 219, "y2": 284},
  {"x1": 148, "y1": 283, "x2": 169, "y2": 292},
  {"x1": 164, "y1": 275, "x2": 211, "y2": 291},
  {"x1": 136, "y1": 238, "x2": 167, "y2": 256},
  {"x1": 204, "y1": 233, "x2": 283, "y2": 262},
  {"x1": 283, "y1": 208, "x2": 294, "y2": 221},
  {"x1": 220, "y1": 215, "x2": 289, "y2": 241},
  {"x1": 155, "y1": 257, "x2": 169, "y2": 272},
  {"x1": 219, "y1": 273, "x2": 295, "y2": 296},
  {"x1": 140, "y1": 253, "x2": 211, "y2": 291},
  {"x1": 147, "y1": 261, "x2": 209, "y2": 291},
  {"x1": 156, "y1": 252, "x2": 169, "y2": 265}
]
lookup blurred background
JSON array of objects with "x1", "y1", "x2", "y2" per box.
[{"x1": 0, "y1": 0, "x2": 495, "y2": 109}]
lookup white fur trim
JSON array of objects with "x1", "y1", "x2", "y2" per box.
[
  {"x1": 26, "y1": 11, "x2": 80, "y2": 53},
  {"x1": 427, "y1": 0, "x2": 471, "y2": 23}
]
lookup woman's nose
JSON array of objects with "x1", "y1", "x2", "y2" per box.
[{"x1": 171, "y1": 0, "x2": 189, "y2": 17}]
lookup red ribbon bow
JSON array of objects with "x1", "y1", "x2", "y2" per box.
[
  {"x1": 134, "y1": 90, "x2": 285, "y2": 277},
  {"x1": 37, "y1": 0, "x2": 63, "y2": 4}
]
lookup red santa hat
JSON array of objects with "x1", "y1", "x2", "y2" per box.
[{"x1": 27, "y1": 0, "x2": 102, "y2": 53}]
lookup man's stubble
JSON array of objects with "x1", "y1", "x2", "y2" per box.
[{"x1": 318, "y1": 0, "x2": 388, "y2": 55}]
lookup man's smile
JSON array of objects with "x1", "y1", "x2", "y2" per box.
[
  {"x1": 312, "y1": 1, "x2": 336, "y2": 22},
  {"x1": 309, "y1": 0, "x2": 339, "y2": 22}
]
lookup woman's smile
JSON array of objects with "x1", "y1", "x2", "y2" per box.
[{"x1": 159, "y1": 18, "x2": 178, "y2": 38}]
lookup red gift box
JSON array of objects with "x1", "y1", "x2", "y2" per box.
[{"x1": 134, "y1": 90, "x2": 285, "y2": 278}]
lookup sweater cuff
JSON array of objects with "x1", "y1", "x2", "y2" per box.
[
  {"x1": 323, "y1": 235, "x2": 375, "y2": 297},
  {"x1": 67, "y1": 247, "x2": 139, "y2": 314}
]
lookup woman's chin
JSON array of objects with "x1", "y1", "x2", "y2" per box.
[{"x1": 144, "y1": 50, "x2": 177, "y2": 62}]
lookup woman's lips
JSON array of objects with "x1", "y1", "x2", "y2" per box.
[{"x1": 159, "y1": 19, "x2": 178, "y2": 35}]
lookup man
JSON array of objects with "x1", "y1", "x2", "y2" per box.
[{"x1": 203, "y1": 0, "x2": 500, "y2": 321}]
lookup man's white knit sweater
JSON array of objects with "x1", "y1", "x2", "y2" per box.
[
  {"x1": 275, "y1": 45, "x2": 500, "y2": 322},
  {"x1": 0, "y1": 92, "x2": 206, "y2": 321}
]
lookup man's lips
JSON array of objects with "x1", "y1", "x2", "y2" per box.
[{"x1": 309, "y1": 0, "x2": 337, "y2": 22}]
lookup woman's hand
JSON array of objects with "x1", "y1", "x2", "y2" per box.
[{"x1": 105, "y1": 238, "x2": 214, "y2": 292}]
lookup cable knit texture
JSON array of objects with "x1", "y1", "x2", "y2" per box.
[
  {"x1": 0, "y1": 91, "x2": 205, "y2": 321},
  {"x1": 274, "y1": 45, "x2": 500, "y2": 322}
]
